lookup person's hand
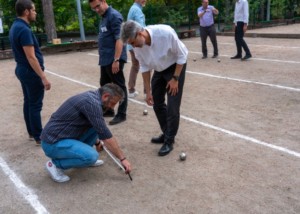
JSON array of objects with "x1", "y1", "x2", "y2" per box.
[
  {"x1": 121, "y1": 159, "x2": 132, "y2": 174},
  {"x1": 112, "y1": 61, "x2": 120, "y2": 74},
  {"x1": 243, "y1": 24, "x2": 248, "y2": 33},
  {"x1": 166, "y1": 79, "x2": 179, "y2": 96},
  {"x1": 42, "y1": 77, "x2": 51, "y2": 90},
  {"x1": 145, "y1": 93, "x2": 154, "y2": 106},
  {"x1": 95, "y1": 144, "x2": 103, "y2": 152}
]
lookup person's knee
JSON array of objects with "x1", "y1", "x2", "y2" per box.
[{"x1": 85, "y1": 151, "x2": 99, "y2": 165}]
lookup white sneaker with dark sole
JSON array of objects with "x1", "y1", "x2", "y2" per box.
[
  {"x1": 91, "y1": 160, "x2": 104, "y2": 167},
  {"x1": 45, "y1": 160, "x2": 70, "y2": 183},
  {"x1": 128, "y1": 91, "x2": 139, "y2": 98}
]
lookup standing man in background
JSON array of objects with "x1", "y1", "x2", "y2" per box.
[
  {"x1": 231, "y1": 0, "x2": 252, "y2": 60},
  {"x1": 89, "y1": 0, "x2": 128, "y2": 125},
  {"x1": 127, "y1": 0, "x2": 147, "y2": 98},
  {"x1": 197, "y1": 0, "x2": 219, "y2": 59},
  {"x1": 9, "y1": 0, "x2": 51, "y2": 145}
]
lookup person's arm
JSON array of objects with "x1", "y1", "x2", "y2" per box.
[
  {"x1": 166, "y1": 64, "x2": 183, "y2": 96},
  {"x1": 212, "y1": 7, "x2": 219, "y2": 15},
  {"x1": 198, "y1": 8, "x2": 206, "y2": 18},
  {"x1": 243, "y1": 1, "x2": 249, "y2": 32},
  {"x1": 23, "y1": 46, "x2": 51, "y2": 90},
  {"x1": 102, "y1": 137, "x2": 132, "y2": 173},
  {"x1": 112, "y1": 39, "x2": 123, "y2": 74},
  {"x1": 142, "y1": 71, "x2": 153, "y2": 106}
]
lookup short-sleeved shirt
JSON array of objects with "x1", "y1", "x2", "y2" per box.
[
  {"x1": 134, "y1": 25, "x2": 188, "y2": 73},
  {"x1": 9, "y1": 18, "x2": 44, "y2": 70},
  {"x1": 197, "y1": 5, "x2": 215, "y2": 27},
  {"x1": 98, "y1": 6, "x2": 127, "y2": 66},
  {"x1": 41, "y1": 89, "x2": 112, "y2": 144},
  {"x1": 127, "y1": 2, "x2": 145, "y2": 51}
]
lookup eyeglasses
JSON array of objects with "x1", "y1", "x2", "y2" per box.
[{"x1": 91, "y1": 4, "x2": 101, "y2": 11}]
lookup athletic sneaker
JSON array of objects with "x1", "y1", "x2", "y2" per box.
[
  {"x1": 128, "y1": 91, "x2": 139, "y2": 98},
  {"x1": 45, "y1": 160, "x2": 70, "y2": 183},
  {"x1": 91, "y1": 159, "x2": 104, "y2": 167}
]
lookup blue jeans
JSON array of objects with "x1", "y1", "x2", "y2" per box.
[
  {"x1": 41, "y1": 128, "x2": 99, "y2": 170},
  {"x1": 15, "y1": 65, "x2": 44, "y2": 141}
]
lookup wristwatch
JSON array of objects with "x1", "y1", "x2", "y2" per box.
[
  {"x1": 114, "y1": 58, "x2": 120, "y2": 62},
  {"x1": 172, "y1": 75, "x2": 179, "y2": 81}
]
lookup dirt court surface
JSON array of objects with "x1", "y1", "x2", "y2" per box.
[{"x1": 1, "y1": 26, "x2": 300, "y2": 214}]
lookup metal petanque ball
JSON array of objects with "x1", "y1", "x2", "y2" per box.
[
  {"x1": 193, "y1": 58, "x2": 196, "y2": 62},
  {"x1": 217, "y1": 58, "x2": 221, "y2": 62},
  {"x1": 143, "y1": 109, "x2": 148, "y2": 115},
  {"x1": 179, "y1": 152, "x2": 187, "y2": 161}
]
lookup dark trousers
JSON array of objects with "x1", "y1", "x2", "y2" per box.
[
  {"x1": 100, "y1": 62, "x2": 127, "y2": 117},
  {"x1": 200, "y1": 25, "x2": 218, "y2": 56},
  {"x1": 151, "y1": 63, "x2": 186, "y2": 142},
  {"x1": 15, "y1": 65, "x2": 45, "y2": 141},
  {"x1": 235, "y1": 22, "x2": 251, "y2": 56}
]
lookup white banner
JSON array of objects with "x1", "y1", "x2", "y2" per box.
[{"x1": 0, "y1": 18, "x2": 3, "y2": 33}]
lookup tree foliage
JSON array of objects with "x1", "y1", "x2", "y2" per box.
[{"x1": 0, "y1": 0, "x2": 299, "y2": 36}]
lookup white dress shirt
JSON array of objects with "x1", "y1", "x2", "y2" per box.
[
  {"x1": 234, "y1": 0, "x2": 249, "y2": 24},
  {"x1": 134, "y1": 24, "x2": 188, "y2": 73}
]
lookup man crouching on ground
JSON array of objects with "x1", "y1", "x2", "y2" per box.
[{"x1": 41, "y1": 83, "x2": 132, "y2": 182}]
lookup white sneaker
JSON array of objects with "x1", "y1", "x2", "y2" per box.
[
  {"x1": 128, "y1": 91, "x2": 139, "y2": 98},
  {"x1": 45, "y1": 160, "x2": 70, "y2": 183},
  {"x1": 91, "y1": 159, "x2": 104, "y2": 167}
]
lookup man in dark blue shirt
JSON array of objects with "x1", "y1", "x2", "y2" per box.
[
  {"x1": 89, "y1": 0, "x2": 128, "y2": 125},
  {"x1": 41, "y1": 83, "x2": 132, "y2": 183},
  {"x1": 9, "y1": 0, "x2": 51, "y2": 145}
]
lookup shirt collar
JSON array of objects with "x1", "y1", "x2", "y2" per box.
[
  {"x1": 102, "y1": 6, "x2": 111, "y2": 17},
  {"x1": 133, "y1": 2, "x2": 143, "y2": 9}
]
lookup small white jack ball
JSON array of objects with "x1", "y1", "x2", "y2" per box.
[
  {"x1": 143, "y1": 109, "x2": 148, "y2": 115},
  {"x1": 217, "y1": 58, "x2": 221, "y2": 62},
  {"x1": 179, "y1": 152, "x2": 187, "y2": 161}
]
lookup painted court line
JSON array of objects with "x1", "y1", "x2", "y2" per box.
[
  {"x1": 184, "y1": 41, "x2": 300, "y2": 49},
  {"x1": 0, "y1": 157, "x2": 49, "y2": 214},
  {"x1": 45, "y1": 69, "x2": 300, "y2": 159},
  {"x1": 87, "y1": 52, "x2": 300, "y2": 92},
  {"x1": 187, "y1": 71, "x2": 300, "y2": 92},
  {"x1": 189, "y1": 51, "x2": 300, "y2": 64}
]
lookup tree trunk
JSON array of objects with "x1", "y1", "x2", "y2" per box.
[{"x1": 41, "y1": 0, "x2": 57, "y2": 42}]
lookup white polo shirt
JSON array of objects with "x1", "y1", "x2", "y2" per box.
[
  {"x1": 234, "y1": 0, "x2": 249, "y2": 24},
  {"x1": 134, "y1": 24, "x2": 188, "y2": 73}
]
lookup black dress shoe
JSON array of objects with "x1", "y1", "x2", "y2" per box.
[
  {"x1": 158, "y1": 142, "x2": 174, "y2": 156},
  {"x1": 230, "y1": 55, "x2": 242, "y2": 59},
  {"x1": 151, "y1": 134, "x2": 164, "y2": 144},
  {"x1": 212, "y1": 54, "x2": 218, "y2": 58},
  {"x1": 109, "y1": 116, "x2": 126, "y2": 125},
  {"x1": 202, "y1": 56, "x2": 207, "y2": 59},
  {"x1": 241, "y1": 55, "x2": 252, "y2": 60},
  {"x1": 103, "y1": 109, "x2": 115, "y2": 117}
]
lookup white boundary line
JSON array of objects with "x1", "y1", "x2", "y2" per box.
[
  {"x1": 45, "y1": 69, "x2": 300, "y2": 159},
  {"x1": 187, "y1": 71, "x2": 300, "y2": 92},
  {"x1": 88, "y1": 52, "x2": 300, "y2": 91},
  {"x1": 189, "y1": 51, "x2": 300, "y2": 64},
  {"x1": 0, "y1": 157, "x2": 49, "y2": 214}
]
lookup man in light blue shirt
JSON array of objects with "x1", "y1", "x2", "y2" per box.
[
  {"x1": 197, "y1": 0, "x2": 219, "y2": 59},
  {"x1": 127, "y1": 0, "x2": 147, "y2": 98}
]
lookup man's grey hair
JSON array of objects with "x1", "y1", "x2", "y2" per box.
[
  {"x1": 99, "y1": 83, "x2": 124, "y2": 103},
  {"x1": 120, "y1": 20, "x2": 144, "y2": 43}
]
